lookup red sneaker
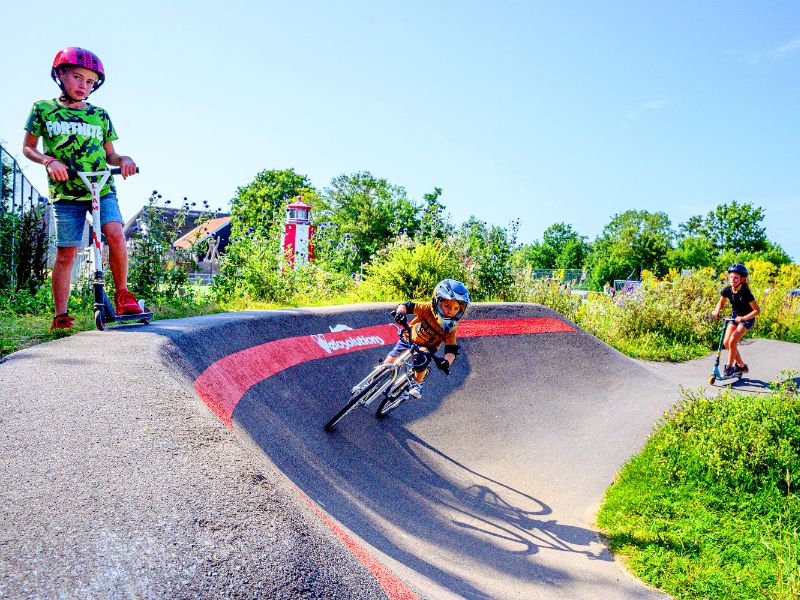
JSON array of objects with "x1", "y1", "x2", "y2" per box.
[
  {"x1": 50, "y1": 313, "x2": 75, "y2": 331},
  {"x1": 114, "y1": 289, "x2": 143, "y2": 315}
]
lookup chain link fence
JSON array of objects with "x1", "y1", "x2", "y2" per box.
[
  {"x1": 531, "y1": 268, "x2": 591, "y2": 290},
  {"x1": 1, "y1": 143, "x2": 53, "y2": 293}
]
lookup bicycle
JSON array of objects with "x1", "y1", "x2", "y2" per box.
[{"x1": 323, "y1": 312, "x2": 447, "y2": 431}]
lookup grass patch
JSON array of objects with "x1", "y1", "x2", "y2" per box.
[
  {"x1": 603, "y1": 330, "x2": 712, "y2": 362},
  {"x1": 598, "y1": 375, "x2": 800, "y2": 599},
  {"x1": 0, "y1": 286, "x2": 364, "y2": 358},
  {"x1": 0, "y1": 295, "x2": 223, "y2": 358}
]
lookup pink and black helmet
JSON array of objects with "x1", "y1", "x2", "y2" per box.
[{"x1": 51, "y1": 47, "x2": 106, "y2": 91}]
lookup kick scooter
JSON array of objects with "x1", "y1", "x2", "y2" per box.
[
  {"x1": 72, "y1": 168, "x2": 153, "y2": 331},
  {"x1": 708, "y1": 316, "x2": 743, "y2": 385}
]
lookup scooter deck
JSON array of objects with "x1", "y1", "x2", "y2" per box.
[{"x1": 108, "y1": 311, "x2": 154, "y2": 323}]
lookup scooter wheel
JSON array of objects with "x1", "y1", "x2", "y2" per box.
[
  {"x1": 139, "y1": 317, "x2": 152, "y2": 325},
  {"x1": 708, "y1": 375, "x2": 716, "y2": 385},
  {"x1": 94, "y1": 309, "x2": 106, "y2": 331}
]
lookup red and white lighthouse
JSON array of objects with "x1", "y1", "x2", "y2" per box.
[{"x1": 282, "y1": 196, "x2": 316, "y2": 268}]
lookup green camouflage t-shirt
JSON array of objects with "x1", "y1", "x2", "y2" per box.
[{"x1": 25, "y1": 99, "x2": 119, "y2": 202}]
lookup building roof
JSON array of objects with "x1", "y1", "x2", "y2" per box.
[
  {"x1": 173, "y1": 217, "x2": 232, "y2": 250},
  {"x1": 122, "y1": 207, "x2": 230, "y2": 241}
]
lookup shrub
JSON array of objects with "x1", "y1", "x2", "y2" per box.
[
  {"x1": 509, "y1": 268, "x2": 582, "y2": 322},
  {"x1": 128, "y1": 192, "x2": 203, "y2": 301},
  {"x1": 576, "y1": 269, "x2": 720, "y2": 360},
  {"x1": 651, "y1": 374, "x2": 800, "y2": 494},
  {"x1": 358, "y1": 239, "x2": 464, "y2": 301},
  {"x1": 454, "y1": 218, "x2": 517, "y2": 301},
  {"x1": 747, "y1": 260, "x2": 800, "y2": 343},
  {"x1": 598, "y1": 373, "x2": 800, "y2": 599}
]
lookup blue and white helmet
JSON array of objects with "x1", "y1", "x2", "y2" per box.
[{"x1": 432, "y1": 279, "x2": 470, "y2": 333}]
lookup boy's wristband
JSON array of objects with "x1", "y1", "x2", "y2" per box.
[{"x1": 44, "y1": 158, "x2": 56, "y2": 167}]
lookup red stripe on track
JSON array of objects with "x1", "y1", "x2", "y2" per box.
[
  {"x1": 459, "y1": 317, "x2": 575, "y2": 337},
  {"x1": 194, "y1": 324, "x2": 395, "y2": 428},
  {"x1": 299, "y1": 494, "x2": 419, "y2": 600},
  {"x1": 193, "y1": 318, "x2": 574, "y2": 428}
]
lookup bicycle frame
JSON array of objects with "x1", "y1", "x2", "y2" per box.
[
  {"x1": 324, "y1": 317, "x2": 430, "y2": 430},
  {"x1": 349, "y1": 346, "x2": 414, "y2": 406}
]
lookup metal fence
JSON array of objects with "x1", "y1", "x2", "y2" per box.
[
  {"x1": 1, "y1": 143, "x2": 52, "y2": 291},
  {"x1": 531, "y1": 268, "x2": 591, "y2": 290}
]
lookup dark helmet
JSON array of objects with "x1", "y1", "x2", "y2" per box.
[
  {"x1": 727, "y1": 263, "x2": 749, "y2": 277},
  {"x1": 432, "y1": 279, "x2": 470, "y2": 333},
  {"x1": 51, "y1": 47, "x2": 106, "y2": 92}
]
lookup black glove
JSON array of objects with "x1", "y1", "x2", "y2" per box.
[
  {"x1": 394, "y1": 311, "x2": 408, "y2": 325},
  {"x1": 434, "y1": 356, "x2": 450, "y2": 375}
]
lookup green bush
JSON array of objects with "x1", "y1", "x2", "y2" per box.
[
  {"x1": 454, "y1": 217, "x2": 516, "y2": 301},
  {"x1": 213, "y1": 228, "x2": 356, "y2": 305},
  {"x1": 575, "y1": 269, "x2": 720, "y2": 360},
  {"x1": 747, "y1": 260, "x2": 800, "y2": 343},
  {"x1": 128, "y1": 192, "x2": 198, "y2": 300},
  {"x1": 652, "y1": 376, "x2": 800, "y2": 494},
  {"x1": 598, "y1": 374, "x2": 800, "y2": 599},
  {"x1": 358, "y1": 239, "x2": 464, "y2": 301},
  {"x1": 509, "y1": 269, "x2": 582, "y2": 322}
]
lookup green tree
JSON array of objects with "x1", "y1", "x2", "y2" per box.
[
  {"x1": 667, "y1": 236, "x2": 717, "y2": 270},
  {"x1": 514, "y1": 222, "x2": 588, "y2": 270},
  {"x1": 317, "y1": 171, "x2": 420, "y2": 270},
  {"x1": 689, "y1": 200, "x2": 768, "y2": 253},
  {"x1": 514, "y1": 241, "x2": 556, "y2": 269},
  {"x1": 456, "y1": 217, "x2": 516, "y2": 300},
  {"x1": 588, "y1": 210, "x2": 673, "y2": 289},
  {"x1": 556, "y1": 237, "x2": 590, "y2": 269},
  {"x1": 230, "y1": 168, "x2": 315, "y2": 239},
  {"x1": 715, "y1": 242, "x2": 793, "y2": 273}
]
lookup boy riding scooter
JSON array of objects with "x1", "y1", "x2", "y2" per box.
[{"x1": 23, "y1": 47, "x2": 145, "y2": 331}]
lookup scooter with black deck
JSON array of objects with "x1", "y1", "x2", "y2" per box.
[
  {"x1": 70, "y1": 167, "x2": 153, "y2": 331},
  {"x1": 708, "y1": 316, "x2": 743, "y2": 385}
]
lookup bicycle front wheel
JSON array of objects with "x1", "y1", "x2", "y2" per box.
[{"x1": 324, "y1": 368, "x2": 394, "y2": 431}]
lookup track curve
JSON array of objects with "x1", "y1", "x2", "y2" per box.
[
  {"x1": 161, "y1": 303, "x2": 675, "y2": 599},
  {"x1": 12, "y1": 303, "x2": 795, "y2": 597}
]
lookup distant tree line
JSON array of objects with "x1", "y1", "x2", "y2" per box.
[{"x1": 214, "y1": 168, "x2": 793, "y2": 299}]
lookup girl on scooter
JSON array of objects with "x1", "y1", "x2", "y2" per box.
[{"x1": 711, "y1": 263, "x2": 761, "y2": 378}]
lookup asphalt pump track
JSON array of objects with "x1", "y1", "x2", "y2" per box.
[{"x1": 4, "y1": 303, "x2": 798, "y2": 598}]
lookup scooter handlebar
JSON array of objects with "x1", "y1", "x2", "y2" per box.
[{"x1": 66, "y1": 167, "x2": 140, "y2": 176}]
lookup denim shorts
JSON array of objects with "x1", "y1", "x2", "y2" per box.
[
  {"x1": 388, "y1": 337, "x2": 413, "y2": 357},
  {"x1": 52, "y1": 194, "x2": 124, "y2": 248}
]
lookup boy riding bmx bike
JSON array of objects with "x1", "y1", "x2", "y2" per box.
[{"x1": 386, "y1": 279, "x2": 471, "y2": 401}]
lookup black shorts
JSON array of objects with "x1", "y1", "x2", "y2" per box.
[{"x1": 732, "y1": 314, "x2": 755, "y2": 330}]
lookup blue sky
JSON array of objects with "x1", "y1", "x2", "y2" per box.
[{"x1": 2, "y1": 1, "x2": 798, "y2": 261}]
